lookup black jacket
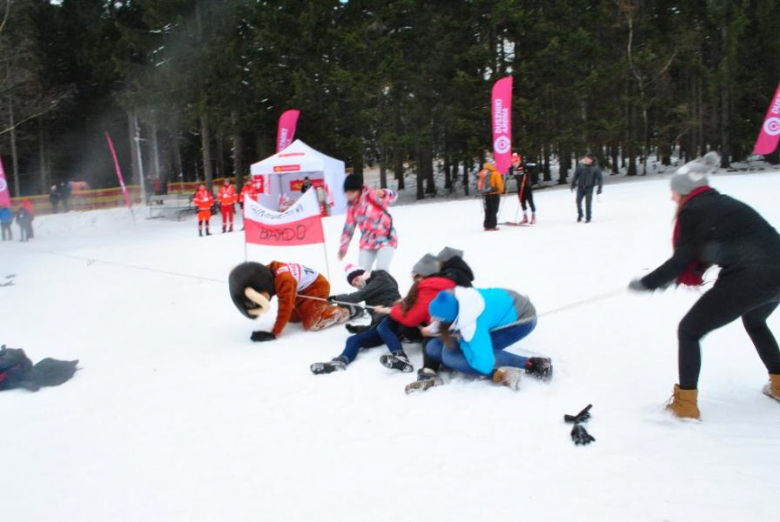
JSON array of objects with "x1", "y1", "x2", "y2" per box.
[
  {"x1": 332, "y1": 269, "x2": 401, "y2": 308},
  {"x1": 432, "y1": 256, "x2": 475, "y2": 287},
  {"x1": 642, "y1": 190, "x2": 780, "y2": 290},
  {"x1": 571, "y1": 163, "x2": 603, "y2": 191}
]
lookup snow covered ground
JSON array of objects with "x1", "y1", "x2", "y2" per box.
[{"x1": 2, "y1": 171, "x2": 780, "y2": 522}]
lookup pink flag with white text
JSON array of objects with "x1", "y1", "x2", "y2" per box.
[
  {"x1": 754, "y1": 82, "x2": 780, "y2": 155},
  {"x1": 276, "y1": 110, "x2": 300, "y2": 152},
  {"x1": 0, "y1": 154, "x2": 11, "y2": 208},
  {"x1": 491, "y1": 76, "x2": 513, "y2": 174}
]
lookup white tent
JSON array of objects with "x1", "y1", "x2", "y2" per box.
[{"x1": 250, "y1": 140, "x2": 347, "y2": 215}]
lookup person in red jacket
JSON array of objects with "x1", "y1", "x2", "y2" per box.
[
  {"x1": 218, "y1": 178, "x2": 238, "y2": 233},
  {"x1": 239, "y1": 178, "x2": 258, "y2": 231},
  {"x1": 193, "y1": 184, "x2": 214, "y2": 237}
]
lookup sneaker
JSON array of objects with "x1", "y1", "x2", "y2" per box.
[
  {"x1": 380, "y1": 351, "x2": 414, "y2": 373},
  {"x1": 405, "y1": 368, "x2": 443, "y2": 394},
  {"x1": 525, "y1": 357, "x2": 553, "y2": 381},
  {"x1": 493, "y1": 367, "x2": 523, "y2": 390},
  {"x1": 310, "y1": 356, "x2": 348, "y2": 375}
]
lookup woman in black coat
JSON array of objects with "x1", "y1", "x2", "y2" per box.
[{"x1": 630, "y1": 152, "x2": 780, "y2": 419}]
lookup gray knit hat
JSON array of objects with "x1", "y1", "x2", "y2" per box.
[
  {"x1": 670, "y1": 152, "x2": 720, "y2": 195},
  {"x1": 412, "y1": 254, "x2": 439, "y2": 277},
  {"x1": 435, "y1": 246, "x2": 464, "y2": 263}
]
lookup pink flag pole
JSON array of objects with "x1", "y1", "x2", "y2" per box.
[
  {"x1": 105, "y1": 132, "x2": 135, "y2": 223},
  {"x1": 753, "y1": 82, "x2": 780, "y2": 156},
  {"x1": 276, "y1": 109, "x2": 301, "y2": 152},
  {"x1": 492, "y1": 76, "x2": 513, "y2": 174},
  {"x1": 0, "y1": 154, "x2": 11, "y2": 208}
]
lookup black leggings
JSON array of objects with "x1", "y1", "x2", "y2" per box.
[
  {"x1": 483, "y1": 194, "x2": 500, "y2": 229},
  {"x1": 678, "y1": 278, "x2": 780, "y2": 390},
  {"x1": 517, "y1": 180, "x2": 535, "y2": 212}
]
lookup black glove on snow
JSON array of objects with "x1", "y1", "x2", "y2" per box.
[
  {"x1": 564, "y1": 404, "x2": 592, "y2": 424},
  {"x1": 628, "y1": 278, "x2": 651, "y2": 292},
  {"x1": 571, "y1": 424, "x2": 596, "y2": 445},
  {"x1": 250, "y1": 330, "x2": 276, "y2": 342}
]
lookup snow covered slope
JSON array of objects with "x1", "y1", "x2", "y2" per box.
[{"x1": 1, "y1": 172, "x2": 779, "y2": 521}]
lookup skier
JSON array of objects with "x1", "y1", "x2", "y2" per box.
[
  {"x1": 329, "y1": 263, "x2": 402, "y2": 334},
  {"x1": 0, "y1": 206, "x2": 12, "y2": 241},
  {"x1": 310, "y1": 253, "x2": 454, "y2": 375},
  {"x1": 478, "y1": 163, "x2": 504, "y2": 231},
  {"x1": 570, "y1": 153, "x2": 603, "y2": 223},
  {"x1": 628, "y1": 152, "x2": 780, "y2": 419},
  {"x1": 193, "y1": 184, "x2": 214, "y2": 237},
  {"x1": 229, "y1": 261, "x2": 350, "y2": 342},
  {"x1": 510, "y1": 153, "x2": 536, "y2": 225},
  {"x1": 217, "y1": 178, "x2": 238, "y2": 233},
  {"x1": 339, "y1": 173, "x2": 398, "y2": 271},
  {"x1": 405, "y1": 287, "x2": 552, "y2": 394}
]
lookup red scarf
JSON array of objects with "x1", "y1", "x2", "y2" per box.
[{"x1": 673, "y1": 186, "x2": 713, "y2": 287}]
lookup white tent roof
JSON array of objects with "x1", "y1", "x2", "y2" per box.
[{"x1": 250, "y1": 140, "x2": 344, "y2": 176}]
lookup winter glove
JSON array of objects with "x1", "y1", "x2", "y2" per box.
[
  {"x1": 327, "y1": 295, "x2": 337, "y2": 302},
  {"x1": 250, "y1": 330, "x2": 276, "y2": 342},
  {"x1": 564, "y1": 404, "x2": 592, "y2": 424},
  {"x1": 571, "y1": 424, "x2": 596, "y2": 445},
  {"x1": 628, "y1": 278, "x2": 651, "y2": 292}
]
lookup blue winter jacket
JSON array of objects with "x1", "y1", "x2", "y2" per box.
[
  {"x1": 451, "y1": 287, "x2": 536, "y2": 375},
  {"x1": 0, "y1": 208, "x2": 13, "y2": 224}
]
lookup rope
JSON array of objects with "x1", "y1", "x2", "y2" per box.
[{"x1": 295, "y1": 293, "x2": 379, "y2": 311}]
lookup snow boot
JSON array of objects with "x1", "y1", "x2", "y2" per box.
[
  {"x1": 525, "y1": 357, "x2": 553, "y2": 381},
  {"x1": 380, "y1": 351, "x2": 414, "y2": 373},
  {"x1": 206, "y1": 228, "x2": 211, "y2": 236},
  {"x1": 520, "y1": 213, "x2": 529, "y2": 225},
  {"x1": 229, "y1": 225, "x2": 234, "y2": 233},
  {"x1": 198, "y1": 229, "x2": 203, "y2": 237},
  {"x1": 530, "y1": 213, "x2": 536, "y2": 225},
  {"x1": 312, "y1": 307, "x2": 351, "y2": 330},
  {"x1": 405, "y1": 368, "x2": 443, "y2": 394},
  {"x1": 222, "y1": 226, "x2": 226, "y2": 233},
  {"x1": 310, "y1": 356, "x2": 348, "y2": 375},
  {"x1": 493, "y1": 367, "x2": 523, "y2": 390},
  {"x1": 665, "y1": 384, "x2": 701, "y2": 420},
  {"x1": 763, "y1": 374, "x2": 780, "y2": 402}
]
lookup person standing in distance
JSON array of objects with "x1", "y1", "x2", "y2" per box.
[{"x1": 571, "y1": 152, "x2": 603, "y2": 223}]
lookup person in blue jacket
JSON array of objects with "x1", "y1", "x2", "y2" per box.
[
  {"x1": 0, "y1": 206, "x2": 12, "y2": 241},
  {"x1": 405, "y1": 286, "x2": 552, "y2": 393}
]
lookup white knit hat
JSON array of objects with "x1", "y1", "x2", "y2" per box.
[
  {"x1": 344, "y1": 264, "x2": 366, "y2": 285},
  {"x1": 670, "y1": 152, "x2": 720, "y2": 195}
]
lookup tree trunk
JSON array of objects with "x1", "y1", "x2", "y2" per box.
[
  {"x1": 558, "y1": 147, "x2": 569, "y2": 184},
  {"x1": 201, "y1": 115, "x2": 213, "y2": 192},
  {"x1": 127, "y1": 111, "x2": 141, "y2": 186},
  {"x1": 463, "y1": 154, "x2": 470, "y2": 196},
  {"x1": 38, "y1": 117, "x2": 48, "y2": 194},
  {"x1": 379, "y1": 144, "x2": 387, "y2": 189},
  {"x1": 151, "y1": 122, "x2": 161, "y2": 183},
  {"x1": 232, "y1": 111, "x2": 244, "y2": 190},
  {"x1": 216, "y1": 131, "x2": 225, "y2": 180},
  {"x1": 394, "y1": 148, "x2": 404, "y2": 191},
  {"x1": 542, "y1": 145, "x2": 551, "y2": 182},
  {"x1": 444, "y1": 154, "x2": 451, "y2": 191}
]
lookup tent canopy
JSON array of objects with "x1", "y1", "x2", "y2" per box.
[{"x1": 250, "y1": 140, "x2": 347, "y2": 214}]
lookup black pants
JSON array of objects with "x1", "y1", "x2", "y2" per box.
[
  {"x1": 516, "y1": 176, "x2": 535, "y2": 212},
  {"x1": 483, "y1": 194, "x2": 500, "y2": 229},
  {"x1": 677, "y1": 275, "x2": 780, "y2": 390},
  {"x1": 576, "y1": 187, "x2": 594, "y2": 221}
]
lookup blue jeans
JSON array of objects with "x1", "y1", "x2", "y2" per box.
[
  {"x1": 340, "y1": 317, "x2": 404, "y2": 363},
  {"x1": 424, "y1": 319, "x2": 537, "y2": 376}
]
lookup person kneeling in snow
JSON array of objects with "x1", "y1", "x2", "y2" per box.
[
  {"x1": 229, "y1": 261, "x2": 350, "y2": 342},
  {"x1": 330, "y1": 264, "x2": 401, "y2": 335},
  {"x1": 405, "y1": 287, "x2": 552, "y2": 394}
]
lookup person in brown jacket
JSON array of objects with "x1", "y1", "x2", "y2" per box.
[
  {"x1": 229, "y1": 261, "x2": 349, "y2": 342},
  {"x1": 478, "y1": 163, "x2": 504, "y2": 231}
]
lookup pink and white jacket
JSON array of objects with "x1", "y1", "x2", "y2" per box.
[{"x1": 339, "y1": 187, "x2": 398, "y2": 256}]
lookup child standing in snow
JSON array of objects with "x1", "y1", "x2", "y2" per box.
[
  {"x1": 0, "y1": 206, "x2": 12, "y2": 241},
  {"x1": 339, "y1": 174, "x2": 398, "y2": 271},
  {"x1": 478, "y1": 163, "x2": 504, "y2": 231},
  {"x1": 310, "y1": 254, "x2": 454, "y2": 375},
  {"x1": 405, "y1": 287, "x2": 552, "y2": 394},
  {"x1": 330, "y1": 264, "x2": 401, "y2": 334},
  {"x1": 15, "y1": 206, "x2": 32, "y2": 242},
  {"x1": 628, "y1": 152, "x2": 780, "y2": 419}
]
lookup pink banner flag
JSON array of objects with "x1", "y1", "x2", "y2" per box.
[
  {"x1": 276, "y1": 109, "x2": 300, "y2": 152},
  {"x1": 754, "y1": 82, "x2": 780, "y2": 155},
  {"x1": 244, "y1": 189, "x2": 324, "y2": 246},
  {"x1": 0, "y1": 154, "x2": 10, "y2": 208},
  {"x1": 105, "y1": 132, "x2": 132, "y2": 209},
  {"x1": 492, "y1": 76, "x2": 513, "y2": 174}
]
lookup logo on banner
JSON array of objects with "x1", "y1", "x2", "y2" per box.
[
  {"x1": 494, "y1": 136, "x2": 511, "y2": 154},
  {"x1": 0, "y1": 178, "x2": 7, "y2": 192},
  {"x1": 763, "y1": 117, "x2": 780, "y2": 137},
  {"x1": 273, "y1": 165, "x2": 301, "y2": 172}
]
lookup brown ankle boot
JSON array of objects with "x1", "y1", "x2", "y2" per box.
[
  {"x1": 665, "y1": 384, "x2": 701, "y2": 420},
  {"x1": 763, "y1": 374, "x2": 780, "y2": 402}
]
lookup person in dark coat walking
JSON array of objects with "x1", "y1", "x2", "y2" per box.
[
  {"x1": 331, "y1": 264, "x2": 402, "y2": 334},
  {"x1": 49, "y1": 184, "x2": 59, "y2": 213},
  {"x1": 629, "y1": 152, "x2": 780, "y2": 419},
  {"x1": 571, "y1": 153, "x2": 603, "y2": 223}
]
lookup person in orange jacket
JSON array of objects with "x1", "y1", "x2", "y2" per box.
[
  {"x1": 228, "y1": 261, "x2": 350, "y2": 342},
  {"x1": 218, "y1": 178, "x2": 238, "y2": 233},
  {"x1": 193, "y1": 184, "x2": 214, "y2": 237},
  {"x1": 478, "y1": 163, "x2": 504, "y2": 231}
]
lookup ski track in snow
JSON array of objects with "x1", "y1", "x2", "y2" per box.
[{"x1": 2, "y1": 173, "x2": 780, "y2": 521}]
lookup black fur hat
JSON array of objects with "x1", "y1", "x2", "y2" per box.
[
  {"x1": 343, "y1": 173, "x2": 363, "y2": 193},
  {"x1": 228, "y1": 262, "x2": 276, "y2": 319}
]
